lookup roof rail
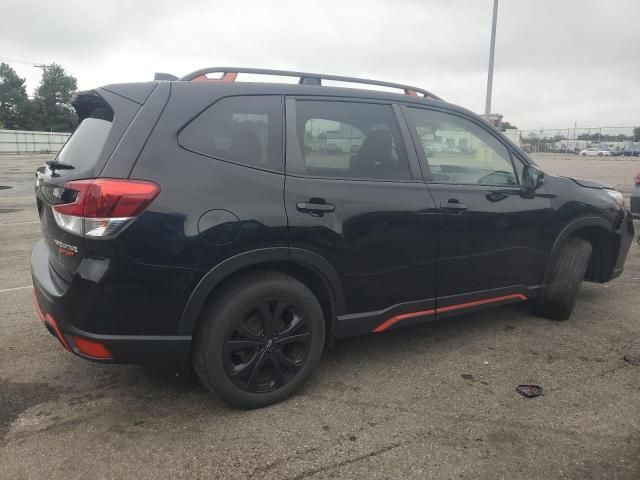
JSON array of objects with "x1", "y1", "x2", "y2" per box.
[{"x1": 178, "y1": 67, "x2": 441, "y2": 100}]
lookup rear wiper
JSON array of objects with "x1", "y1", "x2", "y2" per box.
[{"x1": 45, "y1": 160, "x2": 75, "y2": 170}]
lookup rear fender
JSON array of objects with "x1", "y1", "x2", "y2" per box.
[{"x1": 176, "y1": 247, "x2": 345, "y2": 335}]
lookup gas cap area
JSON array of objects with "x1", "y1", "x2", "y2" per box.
[{"x1": 197, "y1": 209, "x2": 241, "y2": 245}]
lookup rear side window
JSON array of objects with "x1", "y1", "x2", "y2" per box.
[
  {"x1": 289, "y1": 101, "x2": 411, "y2": 180},
  {"x1": 179, "y1": 96, "x2": 283, "y2": 171},
  {"x1": 56, "y1": 106, "x2": 113, "y2": 171}
]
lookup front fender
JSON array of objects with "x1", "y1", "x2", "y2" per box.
[{"x1": 541, "y1": 216, "x2": 613, "y2": 290}]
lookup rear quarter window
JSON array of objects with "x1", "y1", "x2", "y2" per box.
[
  {"x1": 56, "y1": 107, "x2": 113, "y2": 171},
  {"x1": 178, "y1": 96, "x2": 284, "y2": 171}
]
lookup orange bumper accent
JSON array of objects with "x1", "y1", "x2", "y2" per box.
[
  {"x1": 34, "y1": 288, "x2": 71, "y2": 351},
  {"x1": 72, "y1": 336, "x2": 113, "y2": 360}
]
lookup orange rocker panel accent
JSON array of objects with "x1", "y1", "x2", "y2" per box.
[{"x1": 373, "y1": 294, "x2": 527, "y2": 333}]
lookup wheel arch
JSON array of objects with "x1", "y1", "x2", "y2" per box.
[
  {"x1": 176, "y1": 247, "x2": 345, "y2": 338},
  {"x1": 542, "y1": 216, "x2": 615, "y2": 288}
]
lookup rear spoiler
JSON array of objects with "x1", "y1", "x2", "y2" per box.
[
  {"x1": 154, "y1": 72, "x2": 178, "y2": 81},
  {"x1": 71, "y1": 90, "x2": 111, "y2": 120}
]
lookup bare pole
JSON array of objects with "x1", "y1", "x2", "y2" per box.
[{"x1": 484, "y1": 0, "x2": 499, "y2": 119}]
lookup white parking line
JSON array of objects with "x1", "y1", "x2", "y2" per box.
[
  {"x1": 0, "y1": 220, "x2": 39, "y2": 225},
  {"x1": 0, "y1": 285, "x2": 32, "y2": 293}
]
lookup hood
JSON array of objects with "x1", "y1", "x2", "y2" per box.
[{"x1": 563, "y1": 176, "x2": 613, "y2": 190}]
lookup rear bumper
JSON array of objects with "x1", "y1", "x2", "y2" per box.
[{"x1": 31, "y1": 240, "x2": 191, "y2": 365}]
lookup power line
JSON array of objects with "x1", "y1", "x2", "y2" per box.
[{"x1": 0, "y1": 56, "x2": 47, "y2": 67}]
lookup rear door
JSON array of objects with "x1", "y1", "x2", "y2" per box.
[
  {"x1": 402, "y1": 105, "x2": 553, "y2": 309},
  {"x1": 284, "y1": 98, "x2": 438, "y2": 336}
]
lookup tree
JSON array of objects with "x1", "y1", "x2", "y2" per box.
[
  {"x1": 634, "y1": 127, "x2": 640, "y2": 142},
  {"x1": 500, "y1": 121, "x2": 517, "y2": 131},
  {"x1": 0, "y1": 62, "x2": 29, "y2": 129},
  {"x1": 31, "y1": 64, "x2": 78, "y2": 132}
]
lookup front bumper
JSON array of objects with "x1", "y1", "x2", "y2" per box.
[
  {"x1": 610, "y1": 210, "x2": 635, "y2": 279},
  {"x1": 31, "y1": 240, "x2": 192, "y2": 365},
  {"x1": 631, "y1": 189, "x2": 640, "y2": 219}
]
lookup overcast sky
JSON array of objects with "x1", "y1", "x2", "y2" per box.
[{"x1": 2, "y1": 0, "x2": 639, "y2": 130}]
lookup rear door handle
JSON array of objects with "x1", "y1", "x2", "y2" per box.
[
  {"x1": 296, "y1": 201, "x2": 336, "y2": 216},
  {"x1": 440, "y1": 200, "x2": 468, "y2": 213}
]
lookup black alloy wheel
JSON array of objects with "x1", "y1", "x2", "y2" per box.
[
  {"x1": 193, "y1": 271, "x2": 325, "y2": 409},
  {"x1": 223, "y1": 298, "x2": 311, "y2": 393}
]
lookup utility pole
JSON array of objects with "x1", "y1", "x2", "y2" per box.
[{"x1": 484, "y1": 0, "x2": 499, "y2": 120}]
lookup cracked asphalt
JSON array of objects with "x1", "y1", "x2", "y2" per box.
[{"x1": 1, "y1": 153, "x2": 639, "y2": 479}]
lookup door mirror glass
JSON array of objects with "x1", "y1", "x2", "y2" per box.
[{"x1": 522, "y1": 165, "x2": 544, "y2": 189}]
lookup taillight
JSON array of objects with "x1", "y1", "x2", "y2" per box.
[{"x1": 51, "y1": 179, "x2": 159, "y2": 238}]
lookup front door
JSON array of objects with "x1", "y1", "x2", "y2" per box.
[
  {"x1": 403, "y1": 106, "x2": 553, "y2": 314},
  {"x1": 284, "y1": 98, "x2": 438, "y2": 335}
]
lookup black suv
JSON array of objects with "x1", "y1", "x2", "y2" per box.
[{"x1": 32, "y1": 68, "x2": 634, "y2": 408}]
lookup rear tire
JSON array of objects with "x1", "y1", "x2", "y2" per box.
[
  {"x1": 535, "y1": 236, "x2": 592, "y2": 321},
  {"x1": 193, "y1": 271, "x2": 325, "y2": 409}
]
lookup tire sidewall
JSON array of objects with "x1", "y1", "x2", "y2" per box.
[{"x1": 201, "y1": 275, "x2": 325, "y2": 408}]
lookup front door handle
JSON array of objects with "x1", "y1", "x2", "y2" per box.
[
  {"x1": 296, "y1": 201, "x2": 336, "y2": 216},
  {"x1": 440, "y1": 200, "x2": 468, "y2": 213}
]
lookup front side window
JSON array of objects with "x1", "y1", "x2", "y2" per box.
[
  {"x1": 291, "y1": 101, "x2": 411, "y2": 180},
  {"x1": 406, "y1": 108, "x2": 518, "y2": 186},
  {"x1": 179, "y1": 96, "x2": 283, "y2": 171}
]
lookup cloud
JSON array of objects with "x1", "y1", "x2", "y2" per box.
[{"x1": 1, "y1": 0, "x2": 639, "y2": 128}]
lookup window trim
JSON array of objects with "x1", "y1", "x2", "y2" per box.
[
  {"x1": 399, "y1": 104, "x2": 523, "y2": 187},
  {"x1": 177, "y1": 94, "x2": 285, "y2": 174},
  {"x1": 284, "y1": 97, "x2": 421, "y2": 183}
]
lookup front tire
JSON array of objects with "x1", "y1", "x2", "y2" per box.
[
  {"x1": 535, "y1": 237, "x2": 592, "y2": 321},
  {"x1": 193, "y1": 271, "x2": 325, "y2": 409}
]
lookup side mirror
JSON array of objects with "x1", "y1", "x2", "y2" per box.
[{"x1": 521, "y1": 165, "x2": 544, "y2": 198}]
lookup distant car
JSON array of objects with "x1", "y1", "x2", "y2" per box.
[
  {"x1": 632, "y1": 173, "x2": 640, "y2": 219},
  {"x1": 580, "y1": 148, "x2": 611, "y2": 156},
  {"x1": 623, "y1": 146, "x2": 640, "y2": 157},
  {"x1": 580, "y1": 148, "x2": 597, "y2": 156}
]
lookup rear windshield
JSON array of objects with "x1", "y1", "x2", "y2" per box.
[{"x1": 56, "y1": 107, "x2": 113, "y2": 170}]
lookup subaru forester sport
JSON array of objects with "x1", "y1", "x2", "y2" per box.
[{"x1": 32, "y1": 67, "x2": 634, "y2": 408}]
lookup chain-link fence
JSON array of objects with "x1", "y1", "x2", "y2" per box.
[
  {"x1": 0, "y1": 129, "x2": 71, "y2": 154},
  {"x1": 515, "y1": 126, "x2": 639, "y2": 155}
]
